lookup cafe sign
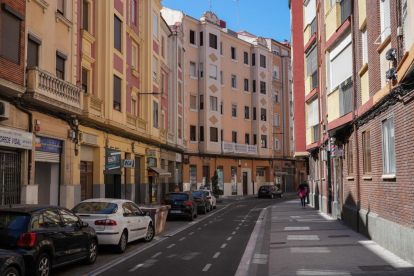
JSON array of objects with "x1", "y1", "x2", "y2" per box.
[{"x1": 0, "y1": 126, "x2": 33, "y2": 150}]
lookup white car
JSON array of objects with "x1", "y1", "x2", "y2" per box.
[
  {"x1": 203, "y1": 190, "x2": 217, "y2": 211},
  {"x1": 73, "y1": 198, "x2": 154, "y2": 253}
]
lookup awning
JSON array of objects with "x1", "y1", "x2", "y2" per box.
[{"x1": 148, "y1": 167, "x2": 171, "y2": 177}]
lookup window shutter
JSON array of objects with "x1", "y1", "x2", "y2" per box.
[
  {"x1": 57, "y1": 0, "x2": 65, "y2": 14},
  {"x1": 305, "y1": 0, "x2": 316, "y2": 26},
  {"x1": 330, "y1": 43, "x2": 352, "y2": 91},
  {"x1": 306, "y1": 47, "x2": 317, "y2": 76},
  {"x1": 1, "y1": 11, "x2": 21, "y2": 64},
  {"x1": 83, "y1": 0, "x2": 89, "y2": 30},
  {"x1": 27, "y1": 39, "x2": 39, "y2": 68},
  {"x1": 56, "y1": 55, "x2": 65, "y2": 72}
]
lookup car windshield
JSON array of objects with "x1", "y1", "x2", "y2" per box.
[
  {"x1": 259, "y1": 186, "x2": 269, "y2": 190},
  {"x1": 72, "y1": 202, "x2": 118, "y2": 214},
  {"x1": 204, "y1": 191, "x2": 210, "y2": 196},
  {"x1": 192, "y1": 192, "x2": 203, "y2": 198},
  {"x1": 0, "y1": 212, "x2": 30, "y2": 231},
  {"x1": 165, "y1": 194, "x2": 189, "y2": 201}
]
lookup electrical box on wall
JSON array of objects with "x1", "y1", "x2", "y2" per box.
[{"x1": 0, "y1": 101, "x2": 10, "y2": 121}]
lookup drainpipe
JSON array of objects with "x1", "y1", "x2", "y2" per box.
[{"x1": 350, "y1": 0, "x2": 361, "y2": 231}]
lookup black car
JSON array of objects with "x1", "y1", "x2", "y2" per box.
[
  {"x1": 0, "y1": 249, "x2": 25, "y2": 276},
  {"x1": 258, "y1": 185, "x2": 284, "y2": 198},
  {"x1": 191, "y1": 190, "x2": 211, "y2": 214},
  {"x1": 162, "y1": 192, "x2": 198, "y2": 221},
  {"x1": 0, "y1": 205, "x2": 98, "y2": 276}
]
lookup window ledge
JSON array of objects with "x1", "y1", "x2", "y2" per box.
[
  {"x1": 55, "y1": 12, "x2": 73, "y2": 31},
  {"x1": 381, "y1": 174, "x2": 396, "y2": 180},
  {"x1": 231, "y1": 59, "x2": 238, "y2": 63},
  {"x1": 244, "y1": 119, "x2": 251, "y2": 121},
  {"x1": 363, "y1": 176, "x2": 372, "y2": 180},
  {"x1": 189, "y1": 108, "x2": 199, "y2": 112},
  {"x1": 81, "y1": 29, "x2": 95, "y2": 44},
  {"x1": 244, "y1": 90, "x2": 250, "y2": 94},
  {"x1": 30, "y1": 0, "x2": 49, "y2": 12},
  {"x1": 221, "y1": 84, "x2": 225, "y2": 87},
  {"x1": 346, "y1": 176, "x2": 354, "y2": 180},
  {"x1": 232, "y1": 117, "x2": 238, "y2": 119},
  {"x1": 190, "y1": 76, "x2": 198, "y2": 80},
  {"x1": 132, "y1": 69, "x2": 139, "y2": 78},
  {"x1": 377, "y1": 34, "x2": 391, "y2": 53},
  {"x1": 243, "y1": 63, "x2": 250, "y2": 67},
  {"x1": 231, "y1": 87, "x2": 238, "y2": 91},
  {"x1": 162, "y1": 93, "x2": 167, "y2": 99},
  {"x1": 189, "y1": 141, "x2": 198, "y2": 144},
  {"x1": 189, "y1": 43, "x2": 198, "y2": 49},
  {"x1": 358, "y1": 63, "x2": 368, "y2": 76}
]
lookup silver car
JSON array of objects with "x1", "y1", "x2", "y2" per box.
[{"x1": 203, "y1": 190, "x2": 217, "y2": 211}]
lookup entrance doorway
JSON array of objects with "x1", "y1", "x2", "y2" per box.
[
  {"x1": 134, "y1": 157, "x2": 141, "y2": 203},
  {"x1": 80, "y1": 161, "x2": 93, "y2": 201},
  {"x1": 104, "y1": 174, "x2": 122, "y2": 199},
  {"x1": 0, "y1": 151, "x2": 21, "y2": 205},
  {"x1": 256, "y1": 167, "x2": 265, "y2": 193},
  {"x1": 202, "y1": 166, "x2": 209, "y2": 188},
  {"x1": 242, "y1": 172, "x2": 248, "y2": 195}
]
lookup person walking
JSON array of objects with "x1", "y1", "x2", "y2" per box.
[{"x1": 298, "y1": 186, "x2": 306, "y2": 208}]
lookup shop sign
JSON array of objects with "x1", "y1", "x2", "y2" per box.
[
  {"x1": 148, "y1": 157, "x2": 157, "y2": 167},
  {"x1": 123, "y1": 159, "x2": 135, "y2": 168},
  {"x1": 147, "y1": 149, "x2": 157, "y2": 158},
  {"x1": 0, "y1": 126, "x2": 33, "y2": 150},
  {"x1": 175, "y1": 153, "x2": 182, "y2": 163},
  {"x1": 35, "y1": 136, "x2": 62, "y2": 153},
  {"x1": 104, "y1": 148, "x2": 122, "y2": 174}
]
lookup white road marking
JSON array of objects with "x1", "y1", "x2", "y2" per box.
[
  {"x1": 213, "y1": 252, "x2": 220, "y2": 258},
  {"x1": 202, "y1": 264, "x2": 212, "y2": 272},
  {"x1": 167, "y1": 244, "x2": 175, "y2": 248},
  {"x1": 189, "y1": 232, "x2": 194, "y2": 235},
  {"x1": 204, "y1": 224, "x2": 208, "y2": 226},
  {"x1": 236, "y1": 227, "x2": 239, "y2": 230},
  {"x1": 150, "y1": 252, "x2": 162, "y2": 258},
  {"x1": 227, "y1": 237, "x2": 232, "y2": 241},
  {"x1": 167, "y1": 254, "x2": 177, "y2": 258},
  {"x1": 129, "y1": 264, "x2": 143, "y2": 271},
  {"x1": 198, "y1": 228, "x2": 202, "y2": 230},
  {"x1": 179, "y1": 237, "x2": 186, "y2": 241},
  {"x1": 232, "y1": 231, "x2": 236, "y2": 234},
  {"x1": 221, "y1": 243, "x2": 227, "y2": 248}
]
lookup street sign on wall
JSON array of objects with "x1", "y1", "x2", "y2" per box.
[{"x1": 123, "y1": 159, "x2": 135, "y2": 168}]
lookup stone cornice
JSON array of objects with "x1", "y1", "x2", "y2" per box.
[
  {"x1": 126, "y1": 25, "x2": 143, "y2": 44},
  {"x1": 81, "y1": 29, "x2": 96, "y2": 44},
  {"x1": 28, "y1": 0, "x2": 49, "y2": 13},
  {"x1": 55, "y1": 12, "x2": 73, "y2": 31}
]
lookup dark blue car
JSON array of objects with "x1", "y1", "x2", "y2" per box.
[{"x1": 0, "y1": 249, "x2": 25, "y2": 276}]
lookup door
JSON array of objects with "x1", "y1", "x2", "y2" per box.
[
  {"x1": 58, "y1": 209, "x2": 88, "y2": 259},
  {"x1": 129, "y1": 203, "x2": 147, "y2": 238},
  {"x1": 242, "y1": 172, "x2": 248, "y2": 195},
  {"x1": 0, "y1": 152, "x2": 21, "y2": 205},
  {"x1": 202, "y1": 166, "x2": 209, "y2": 187},
  {"x1": 134, "y1": 157, "x2": 141, "y2": 203},
  {"x1": 122, "y1": 203, "x2": 138, "y2": 240},
  {"x1": 256, "y1": 168, "x2": 265, "y2": 192},
  {"x1": 80, "y1": 161, "x2": 93, "y2": 201}
]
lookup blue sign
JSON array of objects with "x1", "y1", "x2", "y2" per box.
[
  {"x1": 35, "y1": 137, "x2": 62, "y2": 153},
  {"x1": 104, "y1": 148, "x2": 122, "y2": 175}
]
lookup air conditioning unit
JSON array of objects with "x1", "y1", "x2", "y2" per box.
[
  {"x1": 273, "y1": 51, "x2": 280, "y2": 55},
  {"x1": 0, "y1": 101, "x2": 10, "y2": 121}
]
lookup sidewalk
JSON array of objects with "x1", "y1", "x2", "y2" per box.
[{"x1": 252, "y1": 199, "x2": 414, "y2": 276}]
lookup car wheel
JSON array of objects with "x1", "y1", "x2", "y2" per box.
[
  {"x1": 194, "y1": 209, "x2": 198, "y2": 218},
  {"x1": 116, "y1": 231, "x2": 128, "y2": 254},
  {"x1": 270, "y1": 194, "x2": 274, "y2": 199},
  {"x1": 203, "y1": 206, "x2": 207, "y2": 214},
  {"x1": 84, "y1": 239, "x2": 98, "y2": 265},
  {"x1": 280, "y1": 193, "x2": 284, "y2": 198},
  {"x1": 210, "y1": 205, "x2": 213, "y2": 211},
  {"x1": 144, "y1": 224, "x2": 155, "y2": 242},
  {"x1": 213, "y1": 204, "x2": 216, "y2": 209},
  {"x1": 35, "y1": 253, "x2": 51, "y2": 276},
  {"x1": 3, "y1": 267, "x2": 19, "y2": 276},
  {"x1": 189, "y1": 212, "x2": 194, "y2": 221}
]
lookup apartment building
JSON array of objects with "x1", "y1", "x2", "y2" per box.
[
  {"x1": 291, "y1": 0, "x2": 414, "y2": 264},
  {"x1": 162, "y1": 8, "x2": 295, "y2": 196}
]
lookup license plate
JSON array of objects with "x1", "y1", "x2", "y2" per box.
[
  {"x1": 170, "y1": 210, "x2": 181, "y2": 214},
  {"x1": 95, "y1": 225, "x2": 104, "y2": 231},
  {"x1": 260, "y1": 191, "x2": 266, "y2": 193}
]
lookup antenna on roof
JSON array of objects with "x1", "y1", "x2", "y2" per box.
[
  {"x1": 209, "y1": 0, "x2": 212, "y2": 12},
  {"x1": 234, "y1": 0, "x2": 240, "y2": 31}
]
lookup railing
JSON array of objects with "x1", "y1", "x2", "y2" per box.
[
  {"x1": 167, "y1": 132, "x2": 174, "y2": 143},
  {"x1": 126, "y1": 113, "x2": 148, "y2": 133},
  {"x1": 313, "y1": 124, "x2": 319, "y2": 143},
  {"x1": 341, "y1": 0, "x2": 351, "y2": 24},
  {"x1": 25, "y1": 67, "x2": 82, "y2": 115},
  {"x1": 159, "y1": 129, "x2": 166, "y2": 140},
  {"x1": 222, "y1": 142, "x2": 257, "y2": 155}
]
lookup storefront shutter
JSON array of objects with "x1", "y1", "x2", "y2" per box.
[{"x1": 35, "y1": 151, "x2": 60, "y2": 163}]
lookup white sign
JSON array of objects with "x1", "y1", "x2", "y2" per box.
[
  {"x1": 176, "y1": 153, "x2": 182, "y2": 163},
  {"x1": 0, "y1": 126, "x2": 33, "y2": 150},
  {"x1": 123, "y1": 159, "x2": 135, "y2": 168},
  {"x1": 147, "y1": 149, "x2": 157, "y2": 158}
]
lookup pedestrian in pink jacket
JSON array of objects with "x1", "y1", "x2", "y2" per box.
[{"x1": 298, "y1": 187, "x2": 306, "y2": 208}]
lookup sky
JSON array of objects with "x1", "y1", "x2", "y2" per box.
[{"x1": 161, "y1": 0, "x2": 291, "y2": 43}]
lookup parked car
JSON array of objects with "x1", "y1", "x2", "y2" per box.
[
  {"x1": 191, "y1": 190, "x2": 211, "y2": 214},
  {"x1": 162, "y1": 192, "x2": 197, "y2": 221},
  {"x1": 72, "y1": 199, "x2": 154, "y2": 254},
  {"x1": 203, "y1": 190, "x2": 217, "y2": 211},
  {"x1": 258, "y1": 185, "x2": 284, "y2": 198},
  {"x1": 0, "y1": 249, "x2": 25, "y2": 276},
  {"x1": 0, "y1": 205, "x2": 98, "y2": 276}
]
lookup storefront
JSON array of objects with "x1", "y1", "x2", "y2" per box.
[{"x1": 104, "y1": 148, "x2": 122, "y2": 199}]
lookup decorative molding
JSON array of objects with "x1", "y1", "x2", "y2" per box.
[
  {"x1": 81, "y1": 29, "x2": 95, "y2": 44},
  {"x1": 81, "y1": 51, "x2": 95, "y2": 64},
  {"x1": 132, "y1": 69, "x2": 139, "y2": 78},
  {"x1": 162, "y1": 93, "x2": 167, "y2": 99},
  {"x1": 28, "y1": 0, "x2": 49, "y2": 13},
  {"x1": 126, "y1": 25, "x2": 143, "y2": 44},
  {"x1": 55, "y1": 12, "x2": 73, "y2": 31}
]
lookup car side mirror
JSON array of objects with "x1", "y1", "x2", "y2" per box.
[
  {"x1": 82, "y1": 221, "x2": 89, "y2": 228},
  {"x1": 145, "y1": 211, "x2": 150, "y2": 216}
]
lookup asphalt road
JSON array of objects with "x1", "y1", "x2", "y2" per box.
[{"x1": 83, "y1": 197, "x2": 281, "y2": 276}]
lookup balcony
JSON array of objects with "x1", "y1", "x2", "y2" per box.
[
  {"x1": 126, "y1": 113, "x2": 148, "y2": 134},
  {"x1": 325, "y1": 2, "x2": 341, "y2": 41},
  {"x1": 222, "y1": 142, "x2": 257, "y2": 155},
  {"x1": 159, "y1": 129, "x2": 167, "y2": 141},
  {"x1": 167, "y1": 132, "x2": 174, "y2": 143},
  {"x1": 24, "y1": 67, "x2": 82, "y2": 115},
  {"x1": 82, "y1": 93, "x2": 104, "y2": 120}
]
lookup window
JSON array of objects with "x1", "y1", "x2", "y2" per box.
[
  {"x1": 231, "y1": 75, "x2": 237, "y2": 88},
  {"x1": 190, "y1": 125, "x2": 196, "y2": 141},
  {"x1": 362, "y1": 130, "x2": 372, "y2": 175},
  {"x1": 221, "y1": 129, "x2": 223, "y2": 141},
  {"x1": 253, "y1": 107, "x2": 256, "y2": 120},
  {"x1": 200, "y1": 62, "x2": 203, "y2": 77},
  {"x1": 178, "y1": 82, "x2": 182, "y2": 103},
  {"x1": 178, "y1": 48, "x2": 182, "y2": 68},
  {"x1": 131, "y1": 0, "x2": 136, "y2": 24},
  {"x1": 190, "y1": 30, "x2": 196, "y2": 45},
  {"x1": 153, "y1": 56, "x2": 158, "y2": 81},
  {"x1": 347, "y1": 139, "x2": 354, "y2": 176},
  {"x1": 220, "y1": 71, "x2": 223, "y2": 85},
  {"x1": 57, "y1": 0, "x2": 65, "y2": 15},
  {"x1": 245, "y1": 134, "x2": 250, "y2": 145},
  {"x1": 200, "y1": 95, "x2": 204, "y2": 110},
  {"x1": 131, "y1": 99, "x2": 136, "y2": 116},
  {"x1": 210, "y1": 96, "x2": 218, "y2": 111},
  {"x1": 260, "y1": 54, "x2": 266, "y2": 68},
  {"x1": 43, "y1": 209, "x2": 62, "y2": 229},
  {"x1": 200, "y1": 32, "x2": 203, "y2": 46},
  {"x1": 231, "y1": 47, "x2": 236, "y2": 60},
  {"x1": 56, "y1": 52, "x2": 66, "y2": 80},
  {"x1": 273, "y1": 66, "x2": 279, "y2": 79},
  {"x1": 153, "y1": 101, "x2": 158, "y2": 127},
  {"x1": 244, "y1": 52, "x2": 249, "y2": 64},
  {"x1": 210, "y1": 127, "x2": 218, "y2": 142},
  {"x1": 190, "y1": 165, "x2": 197, "y2": 185},
  {"x1": 153, "y1": 12, "x2": 158, "y2": 38},
  {"x1": 253, "y1": 80, "x2": 256, "y2": 93},
  {"x1": 380, "y1": 0, "x2": 391, "y2": 42},
  {"x1": 114, "y1": 15, "x2": 122, "y2": 52},
  {"x1": 178, "y1": 117, "x2": 182, "y2": 138},
  {"x1": 275, "y1": 139, "x2": 280, "y2": 150},
  {"x1": 232, "y1": 131, "x2": 237, "y2": 143},
  {"x1": 220, "y1": 42, "x2": 223, "y2": 55},
  {"x1": 209, "y1": 33, "x2": 217, "y2": 49},
  {"x1": 220, "y1": 101, "x2": 223, "y2": 115},
  {"x1": 361, "y1": 27, "x2": 368, "y2": 65},
  {"x1": 253, "y1": 134, "x2": 257, "y2": 145},
  {"x1": 113, "y1": 75, "x2": 121, "y2": 111},
  {"x1": 190, "y1": 62, "x2": 196, "y2": 77},
  {"x1": 82, "y1": 68, "x2": 88, "y2": 93},
  {"x1": 274, "y1": 91, "x2": 280, "y2": 103},
  {"x1": 83, "y1": 0, "x2": 89, "y2": 30},
  {"x1": 260, "y1": 81, "x2": 266, "y2": 94},
  {"x1": 131, "y1": 45, "x2": 137, "y2": 69},
  {"x1": 160, "y1": 72, "x2": 165, "y2": 94},
  {"x1": 306, "y1": 46, "x2": 317, "y2": 78},
  {"x1": 252, "y1": 53, "x2": 256, "y2": 66},
  {"x1": 27, "y1": 36, "x2": 40, "y2": 68},
  {"x1": 244, "y1": 79, "x2": 249, "y2": 92},
  {"x1": 382, "y1": 117, "x2": 395, "y2": 175},
  {"x1": 244, "y1": 106, "x2": 250, "y2": 120},
  {"x1": 190, "y1": 95, "x2": 197, "y2": 110},
  {"x1": 161, "y1": 36, "x2": 165, "y2": 58},
  {"x1": 231, "y1": 104, "x2": 237, "y2": 117},
  {"x1": 403, "y1": 0, "x2": 409, "y2": 51},
  {"x1": 209, "y1": 65, "x2": 217, "y2": 79},
  {"x1": 274, "y1": 114, "x2": 280, "y2": 127},
  {"x1": 200, "y1": 126, "x2": 204, "y2": 142},
  {"x1": 261, "y1": 135, "x2": 267, "y2": 148},
  {"x1": 261, "y1": 108, "x2": 267, "y2": 121}
]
